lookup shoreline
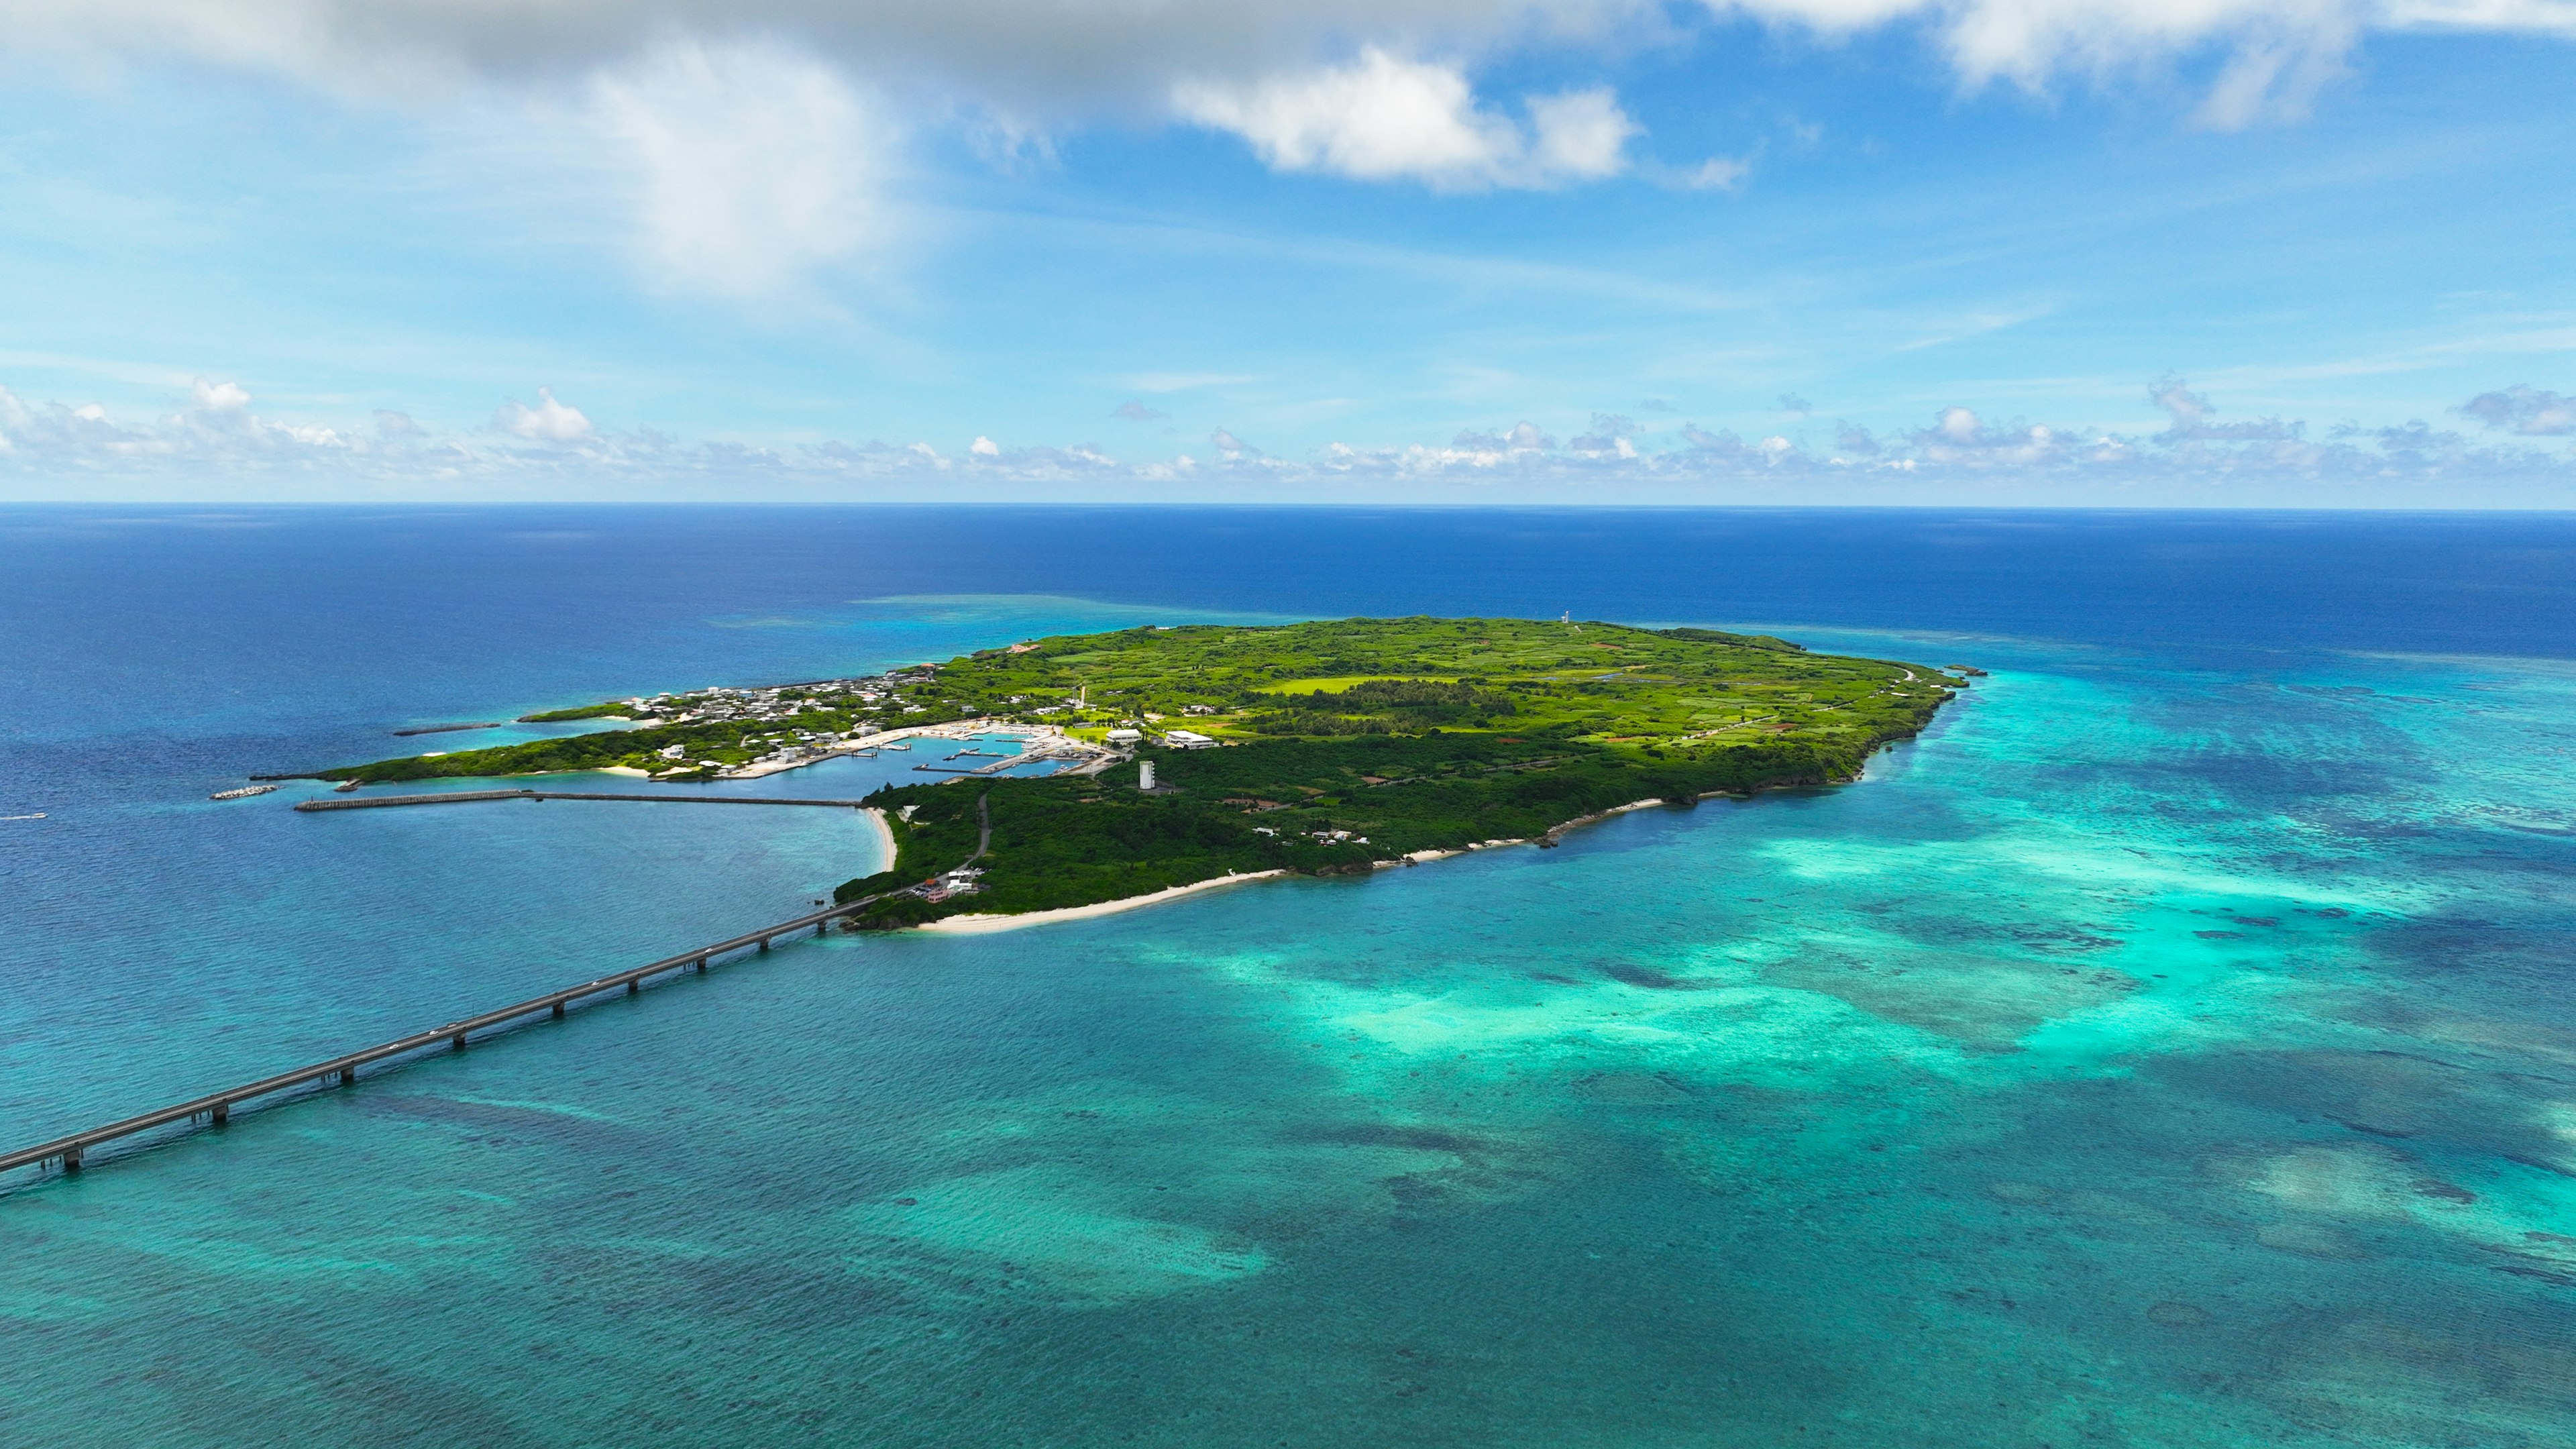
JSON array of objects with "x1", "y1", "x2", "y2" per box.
[
  {"x1": 914, "y1": 792, "x2": 1717, "y2": 933},
  {"x1": 918, "y1": 871, "x2": 1289, "y2": 934},
  {"x1": 859, "y1": 806, "x2": 896, "y2": 872}
]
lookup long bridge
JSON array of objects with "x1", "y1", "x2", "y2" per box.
[{"x1": 0, "y1": 892, "x2": 890, "y2": 1183}]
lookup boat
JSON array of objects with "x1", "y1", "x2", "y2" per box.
[
  {"x1": 333, "y1": 779, "x2": 362, "y2": 793},
  {"x1": 209, "y1": 784, "x2": 280, "y2": 801},
  {"x1": 879, "y1": 743, "x2": 911, "y2": 752}
]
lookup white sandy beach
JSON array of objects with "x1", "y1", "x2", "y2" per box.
[
  {"x1": 919, "y1": 795, "x2": 1682, "y2": 930},
  {"x1": 861, "y1": 806, "x2": 896, "y2": 869},
  {"x1": 920, "y1": 870, "x2": 1289, "y2": 934}
]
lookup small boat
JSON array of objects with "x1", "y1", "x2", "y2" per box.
[
  {"x1": 209, "y1": 784, "x2": 280, "y2": 801},
  {"x1": 333, "y1": 780, "x2": 362, "y2": 793},
  {"x1": 879, "y1": 743, "x2": 911, "y2": 752}
]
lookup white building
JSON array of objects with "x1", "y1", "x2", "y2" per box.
[
  {"x1": 1105, "y1": 728, "x2": 1142, "y2": 745},
  {"x1": 1138, "y1": 759, "x2": 1157, "y2": 791},
  {"x1": 1163, "y1": 729, "x2": 1217, "y2": 749}
]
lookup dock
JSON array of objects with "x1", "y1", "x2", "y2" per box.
[
  {"x1": 0, "y1": 891, "x2": 894, "y2": 1184},
  {"x1": 295, "y1": 791, "x2": 875, "y2": 812}
]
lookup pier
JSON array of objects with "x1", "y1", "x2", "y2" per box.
[
  {"x1": 295, "y1": 790, "x2": 875, "y2": 812},
  {"x1": 0, "y1": 892, "x2": 891, "y2": 1183}
]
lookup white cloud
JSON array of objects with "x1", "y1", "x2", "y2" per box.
[
  {"x1": 1524, "y1": 87, "x2": 1638, "y2": 180},
  {"x1": 1674, "y1": 154, "x2": 1755, "y2": 191},
  {"x1": 587, "y1": 40, "x2": 898, "y2": 298},
  {"x1": 189, "y1": 378, "x2": 250, "y2": 413},
  {"x1": 971, "y1": 435, "x2": 1001, "y2": 455},
  {"x1": 2463, "y1": 384, "x2": 2575, "y2": 436},
  {"x1": 5, "y1": 0, "x2": 2573, "y2": 146},
  {"x1": 2152, "y1": 374, "x2": 2300, "y2": 441},
  {"x1": 496, "y1": 386, "x2": 592, "y2": 441},
  {"x1": 1174, "y1": 50, "x2": 1635, "y2": 189},
  {"x1": 2, "y1": 375, "x2": 2569, "y2": 499},
  {"x1": 1718, "y1": 0, "x2": 2576, "y2": 125}
]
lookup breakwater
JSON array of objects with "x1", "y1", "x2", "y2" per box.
[
  {"x1": 0, "y1": 894, "x2": 881, "y2": 1183},
  {"x1": 296, "y1": 790, "x2": 874, "y2": 812}
]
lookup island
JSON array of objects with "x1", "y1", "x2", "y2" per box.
[{"x1": 307, "y1": 617, "x2": 1966, "y2": 929}]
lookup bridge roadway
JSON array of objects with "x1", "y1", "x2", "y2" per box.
[
  {"x1": 0, "y1": 892, "x2": 889, "y2": 1182},
  {"x1": 296, "y1": 790, "x2": 875, "y2": 812}
]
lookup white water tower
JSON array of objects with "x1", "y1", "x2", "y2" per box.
[{"x1": 1138, "y1": 759, "x2": 1157, "y2": 791}]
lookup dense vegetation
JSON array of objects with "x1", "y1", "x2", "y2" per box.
[
  {"x1": 828, "y1": 617, "x2": 1963, "y2": 925},
  {"x1": 843, "y1": 729, "x2": 1882, "y2": 925}
]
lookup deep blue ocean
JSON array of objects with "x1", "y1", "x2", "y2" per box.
[{"x1": 5, "y1": 506, "x2": 2575, "y2": 1447}]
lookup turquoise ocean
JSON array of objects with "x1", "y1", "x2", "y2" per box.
[{"x1": 4, "y1": 506, "x2": 2574, "y2": 1446}]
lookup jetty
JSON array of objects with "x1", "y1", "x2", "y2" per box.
[
  {"x1": 0, "y1": 892, "x2": 892, "y2": 1184},
  {"x1": 295, "y1": 791, "x2": 874, "y2": 812}
]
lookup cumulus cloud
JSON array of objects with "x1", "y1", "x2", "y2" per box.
[
  {"x1": 9, "y1": 1, "x2": 2568, "y2": 135},
  {"x1": 587, "y1": 40, "x2": 898, "y2": 297},
  {"x1": 2151, "y1": 374, "x2": 2300, "y2": 442},
  {"x1": 3, "y1": 375, "x2": 2570, "y2": 496},
  {"x1": 1175, "y1": 50, "x2": 1635, "y2": 189},
  {"x1": 0, "y1": 0, "x2": 2565, "y2": 321},
  {"x1": 1907, "y1": 405, "x2": 2065, "y2": 466},
  {"x1": 2463, "y1": 384, "x2": 2575, "y2": 436},
  {"x1": 189, "y1": 378, "x2": 250, "y2": 413},
  {"x1": 1568, "y1": 413, "x2": 1637, "y2": 454},
  {"x1": 496, "y1": 387, "x2": 592, "y2": 442}
]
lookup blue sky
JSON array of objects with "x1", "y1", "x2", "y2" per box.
[{"x1": 1, "y1": 2, "x2": 2571, "y2": 504}]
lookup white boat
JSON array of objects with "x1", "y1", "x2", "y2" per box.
[{"x1": 209, "y1": 784, "x2": 280, "y2": 801}]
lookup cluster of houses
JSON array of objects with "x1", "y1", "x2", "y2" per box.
[
  {"x1": 916, "y1": 865, "x2": 985, "y2": 904},
  {"x1": 625, "y1": 669, "x2": 951, "y2": 778}
]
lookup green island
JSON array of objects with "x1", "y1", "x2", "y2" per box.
[{"x1": 317, "y1": 617, "x2": 1966, "y2": 928}]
